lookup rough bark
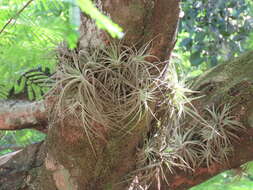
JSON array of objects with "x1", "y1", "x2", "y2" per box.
[
  {"x1": 0, "y1": 142, "x2": 46, "y2": 190},
  {"x1": 1, "y1": 1, "x2": 253, "y2": 190},
  {"x1": 0, "y1": 100, "x2": 47, "y2": 133},
  {"x1": 79, "y1": 0, "x2": 180, "y2": 66}
]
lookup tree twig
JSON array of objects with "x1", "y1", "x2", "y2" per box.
[
  {"x1": 0, "y1": 0, "x2": 34, "y2": 35},
  {"x1": 0, "y1": 144, "x2": 25, "y2": 152}
]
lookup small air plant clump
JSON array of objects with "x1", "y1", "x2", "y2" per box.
[
  {"x1": 137, "y1": 102, "x2": 245, "y2": 183},
  {"x1": 198, "y1": 104, "x2": 245, "y2": 167},
  {"x1": 132, "y1": 65, "x2": 205, "y2": 186},
  {"x1": 136, "y1": 127, "x2": 203, "y2": 181}
]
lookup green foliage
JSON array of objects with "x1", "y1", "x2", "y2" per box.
[
  {"x1": 0, "y1": 0, "x2": 68, "y2": 97},
  {"x1": 245, "y1": 32, "x2": 253, "y2": 49},
  {"x1": 191, "y1": 162, "x2": 253, "y2": 190},
  {"x1": 0, "y1": 0, "x2": 70, "y2": 156},
  {"x1": 9, "y1": 67, "x2": 53, "y2": 100},
  {"x1": 0, "y1": 129, "x2": 46, "y2": 156},
  {"x1": 176, "y1": 0, "x2": 253, "y2": 70},
  {"x1": 78, "y1": 0, "x2": 124, "y2": 39},
  {"x1": 0, "y1": 0, "x2": 124, "y2": 100}
]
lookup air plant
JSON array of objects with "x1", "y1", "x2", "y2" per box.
[
  {"x1": 48, "y1": 42, "x2": 246, "y2": 188},
  {"x1": 199, "y1": 104, "x2": 245, "y2": 167},
  {"x1": 48, "y1": 43, "x2": 162, "y2": 149},
  {"x1": 135, "y1": 91, "x2": 245, "y2": 189},
  {"x1": 131, "y1": 62, "x2": 204, "y2": 188}
]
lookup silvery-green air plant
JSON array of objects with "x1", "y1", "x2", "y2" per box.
[
  {"x1": 48, "y1": 43, "x2": 160, "y2": 147},
  {"x1": 134, "y1": 92, "x2": 245, "y2": 187},
  {"x1": 47, "y1": 42, "x2": 245, "y2": 187}
]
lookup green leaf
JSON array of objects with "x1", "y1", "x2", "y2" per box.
[
  {"x1": 77, "y1": 0, "x2": 124, "y2": 39},
  {"x1": 180, "y1": 38, "x2": 193, "y2": 49},
  {"x1": 190, "y1": 52, "x2": 203, "y2": 66}
]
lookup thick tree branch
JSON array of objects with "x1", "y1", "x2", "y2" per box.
[
  {"x1": 101, "y1": 0, "x2": 180, "y2": 63},
  {"x1": 155, "y1": 129, "x2": 253, "y2": 190},
  {"x1": 0, "y1": 100, "x2": 48, "y2": 132},
  {"x1": 154, "y1": 51, "x2": 253, "y2": 190},
  {"x1": 145, "y1": 0, "x2": 180, "y2": 62}
]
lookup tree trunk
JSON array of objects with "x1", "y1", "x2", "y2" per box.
[{"x1": 1, "y1": 1, "x2": 253, "y2": 190}]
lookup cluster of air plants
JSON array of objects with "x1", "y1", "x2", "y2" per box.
[
  {"x1": 133, "y1": 71, "x2": 245, "y2": 188},
  {"x1": 198, "y1": 104, "x2": 245, "y2": 167},
  {"x1": 48, "y1": 43, "x2": 162, "y2": 145},
  {"x1": 134, "y1": 127, "x2": 202, "y2": 188},
  {"x1": 129, "y1": 65, "x2": 203, "y2": 188},
  {"x1": 47, "y1": 42, "x2": 245, "y2": 189}
]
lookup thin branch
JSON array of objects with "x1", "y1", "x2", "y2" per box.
[
  {"x1": 0, "y1": 0, "x2": 34, "y2": 35},
  {"x1": 0, "y1": 144, "x2": 26, "y2": 152}
]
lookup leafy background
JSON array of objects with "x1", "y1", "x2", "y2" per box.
[
  {"x1": 174, "y1": 0, "x2": 253, "y2": 78},
  {"x1": 0, "y1": 0, "x2": 253, "y2": 189}
]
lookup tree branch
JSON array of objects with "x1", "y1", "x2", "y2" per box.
[
  {"x1": 0, "y1": 100, "x2": 48, "y2": 132},
  {"x1": 145, "y1": 0, "x2": 180, "y2": 62},
  {"x1": 0, "y1": 144, "x2": 26, "y2": 152},
  {"x1": 101, "y1": 0, "x2": 180, "y2": 63},
  {"x1": 153, "y1": 51, "x2": 253, "y2": 189},
  {"x1": 0, "y1": 0, "x2": 34, "y2": 35},
  {"x1": 155, "y1": 129, "x2": 253, "y2": 190}
]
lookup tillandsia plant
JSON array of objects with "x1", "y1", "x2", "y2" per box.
[
  {"x1": 198, "y1": 104, "x2": 246, "y2": 167},
  {"x1": 46, "y1": 42, "x2": 246, "y2": 188},
  {"x1": 133, "y1": 82, "x2": 246, "y2": 187},
  {"x1": 47, "y1": 42, "x2": 162, "y2": 153}
]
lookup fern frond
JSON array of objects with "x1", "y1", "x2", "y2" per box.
[{"x1": 9, "y1": 66, "x2": 53, "y2": 100}]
